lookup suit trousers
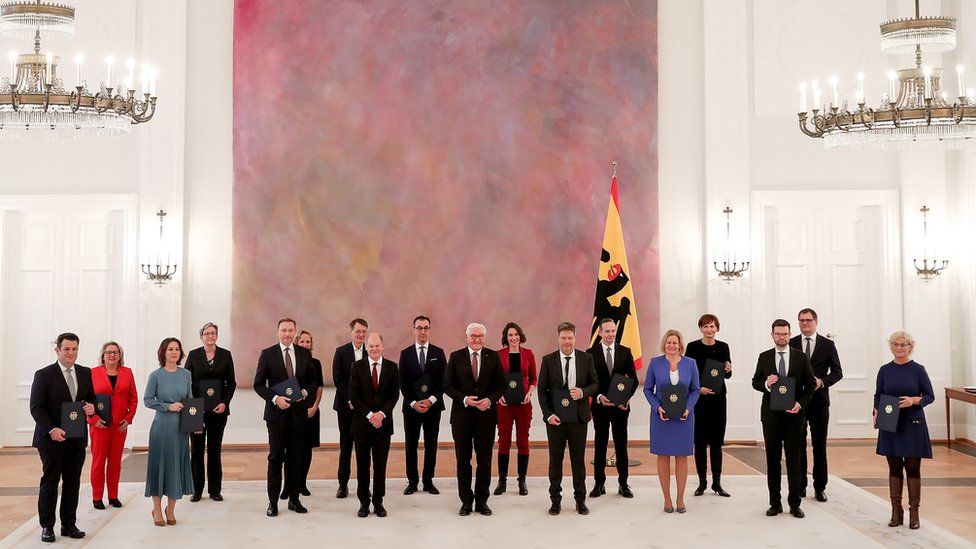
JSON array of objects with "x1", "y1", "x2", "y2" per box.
[
  {"x1": 546, "y1": 422, "x2": 588, "y2": 502},
  {"x1": 762, "y1": 413, "x2": 806, "y2": 509},
  {"x1": 496, "y1": 403, "x2": 532, "y2": 455},
  {"x1": 694, "y1": 396, "x2": 727, "y2": 482},
  {"x1": 801, "y1": 398, "x2": 830, "y2": 492},
  {"x1": 336, "y1": 407, "x2": 354, "y2": 487},
  {"x1": 191, "y1": 411, "x2": 228, "y2": 497},
  {"x1": 90, "y1": 425, "x2": 127, "y2": 500},
  {"x1": 355, "y1": 431, "x2": 391, "y2": 505},
  {"x1": 403, "y1": 408, "x2": 441, "y2": 486},
  {"x1": 452, "y1": 422, "x2": 495, "y2": 505},
  {"x1": 266, "y1": 410, "x2": 306, "y2": 504},
  {"x1": 37, "y1": 443, "x2": 86, "y2": 528},
  {"x1": 592, "y1": 406, "x2": 629, "y2": 486}
]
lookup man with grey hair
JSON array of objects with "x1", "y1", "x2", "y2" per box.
[{"x1": 444, "y1": 322, "x2": 506, "y2": 516}]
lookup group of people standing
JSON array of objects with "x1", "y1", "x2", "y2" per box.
[{"x1": 26, "y1": 308, "x2": 936, "y2": 543}]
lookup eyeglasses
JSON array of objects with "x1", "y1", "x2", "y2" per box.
[
  {"x1": 468, "y1": 334, "x2": 485, "y2": 339},
  {"x1": 202, "y1": 331, "x2": 217, "y2": 337},
  {"x1": 891, "y1": 342, "x2": 912, "y2": 348},
  {"x1": 413, "y1": 326, "x2": 430, "y2": 331},
  {"x1": 103, "y1": 351, "x2": 120, "y2": 355},
  {"x1": 798, "y1": 319, "x2": 816, "y2": 323}
]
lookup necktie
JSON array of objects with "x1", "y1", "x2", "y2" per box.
[
  {"x1": 805, "y1": 337, "x2": 812, "y2": 358},
  {"x1": 471, "y1": 352, "x2": 479, "y2": 380},
  {"x1": 284, "y1": 347, "x2": 294, "y2": 378},
  {"x1": 778, "y1": 352, "x2": 786, "y2": 377},
  {"x1": 65, "y1": 368, "x2": 77, "y2": 401},
  {"x1": 372, "y1": 362, "x2": 379, "y2": 391},
  {"x1": 563, "y1": 356, "x2": 571, "y2": 389},
  {"x1": 605, "y1": 347, "x2": 614, "y2": 374},
  {"x1": 419, "y1": 346, "x2": 427, "y2": 373}
]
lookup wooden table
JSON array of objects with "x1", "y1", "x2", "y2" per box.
[{"x1": 945, "y1": 387, "x2": 976, "y2": 446}]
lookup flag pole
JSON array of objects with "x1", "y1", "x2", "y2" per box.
[{"x1": 610, "y1": 160, "x2": 617, "y2": 178}]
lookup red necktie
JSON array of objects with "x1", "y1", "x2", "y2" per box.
[
  {"x1": 471, "y1": 352, "x2": 479, "y2": 380},
  {"x1": 371, "y1": 362, "x2": 379, "y2": 391}
]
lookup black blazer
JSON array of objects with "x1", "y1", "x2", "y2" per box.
[
  {"x1": 443, "y1": 347, "x2": 506, "y2": 427},
  {"x1": 331, "y1": 342, "x2": 364, "y2": 412},
  {"x1": 253, "y1": 343, "x2": 319, "y2": 422},
  {"x1": 538, "y1": 350, "x2": 599, "y2": 423},
  {"x1": 587, "y1": 342, "x2": 638, "y2": 402},
  {"x1": 30, "y1": 363, "x2": 96, "y2": 449},
  {"x1": 349, "y1": 357, "x2": 400, "y2": 437},
  {"x1": 790, "y1": 334, "x2": 843, "y2": 406},
  {"x1": 751, "y1": 348, "x2": 816, "y2": 424},
  {"x1": 398, "y1": 343, "x2": 447, "y2": 413},
  {"x1": 184, "y1": 346, "x2": 237, "y2": 413}
]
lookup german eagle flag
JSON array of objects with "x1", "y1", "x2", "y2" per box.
[{"x1": 589, "y1": 164, "x2": 643, "y2": 370}]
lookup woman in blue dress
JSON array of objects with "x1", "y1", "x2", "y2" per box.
[
  {"x1": 644, "y1": 330, "x2": 700, "y2": 513},
  {"x1": 873, "y1": 330, "x2": 933, "y2": 530},
  {"x1": 144, "y1": 337, "x2": 194, "y2": 526}
]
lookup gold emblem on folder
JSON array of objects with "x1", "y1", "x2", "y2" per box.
[
  {"x1": 421, "y1": 384, "x2": 429, "y2": 392},
  {"x1": 778, "y1": 385, "x2": 788, "y2": 395},
  {"x1": 189, "y1": 407, "x2": 198, "y2": 416},
  {"x1": 885, "y1": 404, "x2": 893, "y2": 414},
  {"x1": 97, "y1": 402, "x2": 105, "y2": 411},
  {"x1": 561, "y1": 398, "x2": 570, "y2": 407},
  {"x1": 206, "y1": 387, "x2": 215, "y2": 397},
  {"x1": 69, "y1": 411, "x2": 78, "y2": 421},
  {"x1": 617, "y1": 382, "x2": 625, "y2": 391},
  {"x1": 669, "y1": 393, "x2": 678, "y2": 403},
  {"x1": 711, "y1": 369, "x2": 719, "y2": 377},
  {"x1": 285, "y1": 387, "x2": 294, "y2": 396}
]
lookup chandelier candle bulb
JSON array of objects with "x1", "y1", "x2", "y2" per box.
[
  {"x1": 74, "y1": 54, "x2": 82, "y2": 86},
  {"x1": 105, "y1": 56, "x2": 113, "y2": 88},
  {"x1": 149, "y1": 67, "x2": 156, "y2": 96},
  {"x1": 126, "y1": 58, "x2": 133, "y2": 88},
  {"x1": 829, "y1": 76, "x2": 838, "y2": 107},
  {"x1": 924, "y1": 67, "x2": 933, "y2": 98},
  {"x1": 812, "y1": 85, "x2": 821, "y2": 110},
  {"x1": 856, "y1": 72, "x2": 865, "y2": 103},
  {"x1": 957, "y1": 65, "x2": 965, "y2": 96},
  {"x1": 45, "y1": 52, "x2": 52, "y2": 86},
  {"x1": 800, "y1": 82, "x2": 807, "y2": 112},
  {"x1": 7, "y1": 51, "x2": 14, "y2": 81},
  {"x1": 887, "y1": 71, "x2": 897, "y2": 104}
]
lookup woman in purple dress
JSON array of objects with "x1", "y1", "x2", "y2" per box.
[
  {"x1": 873, "y1": 331, "x2": 933, "y2": 530},
  {"x1": 644, "y1": 330, "x2": 700, "y2": 514}
]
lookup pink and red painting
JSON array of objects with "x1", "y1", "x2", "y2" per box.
[{"x1": 233, "y1": 0, "x2": 659, "y2": 386}]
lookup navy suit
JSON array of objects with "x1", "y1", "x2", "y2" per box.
[
  {"x1": 349, "y1": 357, "x2": 399, "y2": 506},
  {"x1": 331, "y1": 342, "x2": 363, "y2": 489},
  {"x1": 398, "y1": 343, "x2": 446, "y2": 487},
  {"x1": 791, "y1": 334, "x2": 843, "y2": 494}
]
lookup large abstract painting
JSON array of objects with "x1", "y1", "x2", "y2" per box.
[{"x1": 233, "y1": 0, "x2": 659, "y2": 386}]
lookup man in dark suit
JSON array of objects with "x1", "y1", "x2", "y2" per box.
[
  {"x1": 752, "y1": 319, "x2": 816, "y2": 519},
  {"x1": 398, "y1": 315, "x2": 447, "y2": 495},
  {"x1": 349, "y1": 332, "x2": 399, "y2": 517},
  {"x1": 331, "y1": 318, "x2": 368, "y2": 498},
  {"x1": 254, "y1": 318, "x2": 319, "y2": 517},
  {"x1": 792, "y1": 308, "x2": 843, "y2": 503},
  {"x1": 587, "y1": 318, "x2": 638, "y2": 499},
  {"x1": 29, "y1": 332, "x2": 96, "y2": 543},
  {"x1": 539, "y1": 322, "x2": 599, "y2": 515},
  {"x1": 443, "y1": 322, "x2": 506, "y2": 516}
]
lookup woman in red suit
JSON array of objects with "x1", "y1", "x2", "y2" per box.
[
  {"x1": 88, "y1": 341, "x2": 138, "y2": 509},
  {"x1": 494, "y1": 322, "x2": 537, "y2": 496}
]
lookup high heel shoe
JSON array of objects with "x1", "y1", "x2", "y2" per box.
[
  {"x1": 151, "y1": 510, "x2": 165, "y2": 527},
  {"x1": 712, "y1": 484, "x2": 731, "y2": 497},
  {"x1": 164, "y1": 510, "x2": 177, "y2": 525},
  {"x1": 664, "y1": 504, "x2": 674, "y2": 513}
]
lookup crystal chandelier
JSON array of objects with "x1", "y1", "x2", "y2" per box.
[
  {"x1": 712, "y1": 206, "x2": 750, "y2": 281},
  {"x1": 0, "y1": 0, "x2": 158, "y2": 139},
  {"x1": 797, "y1": 0, "x2": 974, "y2": 151},
  {"x1": 141, "y1": 210, "x2": 177, "y2": 285},
  {"x1": 913, "y1": 205, "x2": 948, "y2": 280}
]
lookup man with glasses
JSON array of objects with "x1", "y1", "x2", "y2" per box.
[
  {"x1": 791, "y1": 308, "x2": 843, "y2": 503},
  {"x1": 398, "y1": 315, "x2": 447, "y2": 495},
  {"x1": 443, "y1": 323, "x2": 505, "y2": 516}
]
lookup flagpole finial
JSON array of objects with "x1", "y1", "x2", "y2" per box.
[{"x1": 611, "y1": 160, "x2": 617, "y2": 178}]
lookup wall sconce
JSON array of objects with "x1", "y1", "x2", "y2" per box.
[
  {"x1": 141, "y1": 209, "x2": 177, "y2": 284},
  {"x1": 713, "y1": 206, "x2": 750, "y2": 281},
  {"x1": 913, "y1": 205, "x2": 948, "y2": 280}
]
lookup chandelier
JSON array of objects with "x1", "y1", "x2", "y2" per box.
[
  {"x1": 913, "y1": 205, "x2": 948, "y2": 280},
  {"x1": 712, "y1": 206, "x2": 750, "y2": 281},
  {"x1": 797, "y1": 0, "x2": 974, "y2": 150},
  {"x1": 0, "y1": 0, "x2": 158, "y2": 139}
]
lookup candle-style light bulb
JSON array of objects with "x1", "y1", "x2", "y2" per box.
[
  {"x1": 149, "y1": 66, "x2": 157, "y2": 96},
  {"x1": 74, "y1": 54, "x2": 83, "y2": 86},
  {"x1": 829, "y1": 75, "x2": 839, "y2": 107},
  {"x1": 887, "y1": 71, "x2": 898, "y2": 104},
  {"x1": 812, "y1": 79, "x2": 821, "y2": 110},
  {"x1": 957, "y1": 65, "x2": 965, "y2": 97},
  {"x1": 45, "y1": 52, "x2": 52, "y2": 86},
  {"x1": 856, "y1": 72, "x2": 865, "y2": 104},
  {"x1": 7, "y1": 51, "x2": 15, "y2": 82},
  {"x1": 923, "y1": 66, "x2": 933, "y2": 99},
  {"x1": 105, "y1": 56, "x2": 114, "y2": 88},
  {"x1": 800, "y1": 82, "x2": 807, "y2": 112},
  {"x1": 126, "y1": 58, "x2": 134, "y2": 87}
]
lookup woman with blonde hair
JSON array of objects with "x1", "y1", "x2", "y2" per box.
[{"x1": 88, "y1": 342, "x2": 138, "y2": 509}]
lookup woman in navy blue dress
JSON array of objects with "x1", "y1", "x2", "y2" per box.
[
  {"x1": 644, "y1": 330, "x2": 700, "y2": 514},
  {"x1": 873, "y1": 331, "x2": 933, "y2": 530}
]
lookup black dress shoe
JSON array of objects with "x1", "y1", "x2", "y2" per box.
[
  {"x1": 190, "y1": 494, "x2": 202, "y2": 502},
  {"x1": 458, "y1": 504, "x2": 472, "y2": 516},
  {"x1": 517, "y1": 479, "x2": 528, "y2": 496},
  {"x1": 210, "y1": 494, "x2": 223, "y2": 502},
  {"x1": 93, "y1": 499, "x2": 106, "y2": 510},
  {"x1": 60, "y1": 526, "x2": 85, "y2": 539},
  {"x1": 493, "y1": 478, "x2": 507, "y2": 496},
  {"x1": 301, "y1": 487, "x2": 311, "y2": 497},
  {"x1": 403, "y1": 484, "x2": 418, "y2": 495},
  {"x1": 267, "y1": 503, "x2": 279, "y2": 517},
  {"x1": 618, "y1": 484, "x2": 634, "y2": 498},
  {"x1": 279, "y1": 490, "x2": 288, "y2": 501},
  {"x1": 693, "y1": 483, "x2": 706, "y2": 496},
  {"x1": 766, "y1": 505, "x2": 783, "y2": 516},
  {"x1": 548, "y1": 502, "x2": 561, "y2": 515},
  {"x1": 374, "y1": 504, "x2": 387, "y2": 517},
  {"x1": 423, "y1": 483, "x2": 440, "y2": 495},
  {"x1": 475, "y1": 503, "x2": 492, "y2": 516},
  {"x1": 790, "y1": 507, "x2": 805, "y2": 518},
  {"x1": 576, "y1": 500, "x2": 590, "y2": 515},
  {"x1": 815, "y1": 491, "x2": 827, "y2": 502},
  {"x1": 336, "y1": 485, "x2": 348, "y2": 499},
  {"x1": 357, "y1": 504, "x2": 370, "y2": 518},
  {"x1": 109, "y1": 498, "x2": 123, "y2": 508},
  {"x1": 589, "y1": 484, "x2": 606, "y2": 498},
  {"x1": 40, "y1": 527, "x2": 55, "y2": 543},
  {"x1": 712, "y1": 485, "x2": 731, "y2": 498},
  {"x1": 288, "y1": 500, "x2": 308, "y2": 514}
]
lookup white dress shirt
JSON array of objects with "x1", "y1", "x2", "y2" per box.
[
  {"x1": 410, "y1": 342, "x2": 438, "y2": 407},
  {"x1": 463, "y1": 347, "x2": 490, "y2": 408},
  {"x1": 800, "y1": 332, "x2": 817, "y2": 357},
  {"x1": 597, "y1": 343, "x2": 614, "y2": 401},
  {"x1": 765, "y1": 346, "x2": 791, "y2": 391},
  {"x1": 353, "y1": 343, "x2": 364, "y2": 362},
  {"x1": 271, "y1": 342, "x2": 299, "y2": 405},
  {"x1": 366, "y1": 358, "x2": 385, "y2": 420}
]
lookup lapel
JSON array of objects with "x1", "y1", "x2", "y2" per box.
[
  {"x1": 574, "y1": 350, "x2": 585, "y2": 384},
  {"x1": 53, "y1": 363, "x2": 73, "y2": 401}
]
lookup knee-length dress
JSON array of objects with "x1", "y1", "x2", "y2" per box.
[
  {"x1": 874, "y1": 360, "x2": 934, "y2": 459},
  {"x1": 644, "y1": 355, "x2": 701, "y2": 456},
  {"x1": 144, "y1": 367, "x2": 195, "y2": 498}
]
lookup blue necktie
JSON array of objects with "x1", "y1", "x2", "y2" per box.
[
  {"x1": 419, "y1": 346, "x2": 426, "y2": 373},
  {"x1": 778, "y1": 352, "x2": 786, "y2": 377}
]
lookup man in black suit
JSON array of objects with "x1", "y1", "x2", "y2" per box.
[
  {"x1": 791, "y1": 308, "x2": 843, "y2": 502},
  {"x1": 443, "y1": 322, "x2": 506, "y2": 516},
  {"x1": 349, "y1": 332, "x2": 400, "y2": 517},
  {"x1": 254, "y1": 318, "x2": 319, "y2": 517},
  {"x1": 398, "y1": 315, "x2": 446, "y2": 495},
  {"x1": 752, "y1": 319, "x2": 816, "y2": 519},
  {"x1": 587, "y1": 318, "x2": 638, "y2": 499},
  {"x1": 539, "y1": 322, "x2": 599, "y2": 516},
  {"x1": 331, "y1": 318, "x2": 368, "y2": 498},
  {"x1": 29, "y1": 332, "x2": 96, "y2": 543}
]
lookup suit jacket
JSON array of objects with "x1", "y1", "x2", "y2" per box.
[
  {"x1": 643, "y1": 355, "x2": 701, "y2": 413},
  {"x1": 331, "y1": 342, "x2": 365, "y2": 412},
  {"x1": 30, "y1": 362, "x2": 96, "y2": 449},
  {"x1": 253, "y1": 343, "x2": 319, "y2": 422},
  {"x1": 87, "y1": 365, "x2": 138, "y2": 427},
  {"x1": 398, "y1": 343, "x2": 447, "y2": 413},
  {"x1": 751, "y1": 347, "x2": 816, "y2": 424},
  {"x1": 443, "y1": 347, "x2": 506, "y2": 427},
  {"x1": 790, "y1": 334, "x2": 842, "y2": 406},
  {"x1": 349, "y1": 357, "x2": 400, "y2": 437},
  {"x1": 497, "y1": 347, "x2": 538, "y2": 394},
  {"x1": 184, "y1": 346, "x2": 237, "y2": 413},
  {"x1": 537, "y1": 349, "x2": 599, "y2": 423},
  {"x1": 587, "y1": 342, "x2": 638, "y2": 404}
]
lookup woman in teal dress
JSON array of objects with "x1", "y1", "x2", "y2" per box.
[{"x1": 144, "y1": 337, "x2": 194, "y2": 526}]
